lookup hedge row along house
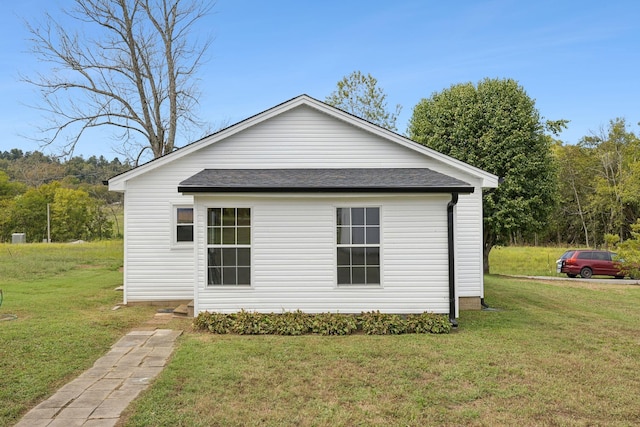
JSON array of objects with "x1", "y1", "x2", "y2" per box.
[{"x1": 108, "y1": 95, "x2": 498, "y2": 323}]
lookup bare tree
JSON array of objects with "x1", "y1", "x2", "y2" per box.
[{"x1": 23, "y1": 0, "x2": 214, "y2": 163}]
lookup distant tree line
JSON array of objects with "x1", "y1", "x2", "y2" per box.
[
  {"x1": 0, "y1": 149, "x2": 130, "y2": 188},
  {"x1": 0, "y1": 150, "x2": 130, "y2": 242},
  {"x1": 546, "y1": 118, "x2": 640, "y2": 248}
]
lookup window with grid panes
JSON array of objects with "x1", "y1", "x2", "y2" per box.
[
  {"x1": 206, "y1": 208, "x2": 251, "y2": 285},
  {"x1": 336, "y1": 207, "x2": 380, "y2": 285}
]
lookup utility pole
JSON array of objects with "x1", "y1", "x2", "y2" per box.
[{"x1": 47, "y1": 203, "x2": 51, "y2": 243}]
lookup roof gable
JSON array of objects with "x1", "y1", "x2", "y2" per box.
[{"x1": 109, "y1": 95, "x2": 498, "y2": 191}]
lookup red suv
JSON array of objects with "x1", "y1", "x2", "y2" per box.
[{"x1": 556, "y1": 250, "x2": 625, "y2": 279}]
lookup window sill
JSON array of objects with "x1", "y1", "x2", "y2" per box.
[
  {"x1": 205, "y1": 285, "x2": 253, "y2": 289},
  {"x1": 171, "y1": 242, "x2": 194, "y2": 250},
  {"x1": 336, "y1": 284, "x2": 383, "y2": 289}
]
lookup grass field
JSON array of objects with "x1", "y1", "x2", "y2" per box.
[
  {"x1": 2, "y1": 243, "x2": 640, "y2": 426},
  {"x1": 121, "y1": 275, "x2": 640, "y2": 426},
  {"x1": 489, "y1": 245, "x2": 570, "y2": 276},
  {"x1": 0, "y1": 241, "x2": 160, "y2": 426}
]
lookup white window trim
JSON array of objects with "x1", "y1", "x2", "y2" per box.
[
  {"x1": 171, "y1": 203, "x2": 194, "y2": 249},
  {"x1": 335, "y1": 205, "x2": 383, "y2": 288}
]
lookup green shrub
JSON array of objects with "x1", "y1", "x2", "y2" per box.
[
  {"x1": 194, "y1": 310, "x2": 451, "y2": 336},
  {"x1": 406, "y1": 312, "x2": 452, "y2": 334},
  {"x1": 359, "y1": 310, "x2": 406, "y2": 335},
  {"x1": 192, "y1": 311, "x2": 209, "y2": 330},
  {"x1": 310, "y1": 312, "x2": 358, "y2": 336},
  {"x1": 230, "y1": 309, "x2": 272, "y2": 335},
  {"x1": 269, "y1": 310, "x2": 312, "y2": 335},
  {"x1": 193, "y1": 311, "x2": 232, "y2": 334}
]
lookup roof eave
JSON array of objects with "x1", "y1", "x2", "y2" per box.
[{"x1": 178, "y1": 186, "x2": 475, "y2": 194}]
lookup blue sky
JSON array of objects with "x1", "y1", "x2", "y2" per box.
[{"x1": 1, "y1": 0, "x2": 638, "y2": 159}]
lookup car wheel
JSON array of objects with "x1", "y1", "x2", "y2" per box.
[
  {"x1": 580, "y1": 267, "x2": 593, "y2": 279},
  {"x1": 567, "y1": 273, "x2": 577, "y2": 278}
]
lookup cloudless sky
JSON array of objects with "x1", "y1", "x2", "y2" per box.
[{"x1": 0, "y1": 0, "x2": 638, "y2": 160}]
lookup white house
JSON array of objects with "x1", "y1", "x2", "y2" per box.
[{"x1": 108, "y1": 95, "x2": 498, "y2": 322}]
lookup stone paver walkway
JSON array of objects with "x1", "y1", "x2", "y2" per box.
[{"x1": 16, "y1": 328, "x2": 182, "y2": 427}]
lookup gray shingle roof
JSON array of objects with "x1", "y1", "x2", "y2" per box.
[{"x1": 178, "y1": 168, "x2": 474, "y2": 193}]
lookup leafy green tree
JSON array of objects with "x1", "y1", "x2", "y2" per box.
[
  {"x1": 549, "y1": 142, "x2": 599, "y2": 246},
  {"x1": 87, "y1": 201, "x2": 114, "y2": 240},
  {"x1": 0, "y1": 181, "x2": 113, "y2": 242},
  {"x1": 51, "y1": 188, "x2": 93, "y2": 241},
  {"x1": 9, "y1": 185, "x2": 55, "y2": 242},
  {"x1": 0, "y1": 199, "x2": 16, "y2": 241},
  {"x1": 0, "y1": 171, "x2": 28, "y2": 241},
  {"x1": 325, "y1": 71, "x2": 402, "y2": 132},
  {"x1": 50, "y1": 187, "x2": 112, "y2": 241},
  {"x1": 408, "y1": 78, "x2": 562, "y2": 273},
  {"x1": 0, "y1": 149, "x2": 25, "y2": 161},
  {"x1": 616, "y1": 219, "x2": 640, "y2": 278},
  {"x1": 581, "y1": 118, "x2": 640, "y2": 243},
  {"x1": 545, "y1": 120, "x2": 640, "y2": 248},
  {"x1": 0, "y1": 171, "x2": 26, "y2": 200}
]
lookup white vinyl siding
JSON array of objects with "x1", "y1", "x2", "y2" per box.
[
  {"x1": 193, "y1": 194, "x2": 450, "y2": 314},
  {"x1": 121, "y1": 190, "x2": 195, "y2": 302},
  {"x1": 455, "y1": 190, "x2": 484, "y2": 297}
]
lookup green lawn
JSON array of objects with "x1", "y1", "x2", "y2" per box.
[
  {"x1": 489, "y1": 245, "x2": 571, "y2": 276},
  {"x1": 2, "y1": 243, "x2": 640, "y2": 426},
  {"x1": 0, "y1": 241, "x2": 160, "y2": 426},
  {"x1": 121, "y1": 275, "x2": 640, "y2": 426}
]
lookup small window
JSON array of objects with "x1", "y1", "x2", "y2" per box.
[
  {"x1": 337, "y1": 207, "x2": 380, "y2": 285},
  {"x1": 176, "y1": 207, "x2": 194, "y2": 243}
]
